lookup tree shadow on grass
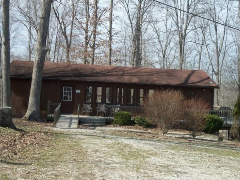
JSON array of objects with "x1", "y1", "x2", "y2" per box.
[{"x1": 0, "y1": 160, "x2": 31, "y2": 166}]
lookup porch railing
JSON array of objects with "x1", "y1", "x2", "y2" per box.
[
  {"x1": 119, "y1": 106, "x2": 143, "y2": 117},
  {"x1": 53, "y1": 103, "x2": 61, "y2": 125},
  {"x1": 46, "y1": 101, "x2": 61, "y2": 121},
  {"x1": 209, "y1": 110, "x2": 234, "y2": 128}
]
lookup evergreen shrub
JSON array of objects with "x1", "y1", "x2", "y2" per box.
[
  {"x1": 205, "y1": 114, "x2": 223, "y2": 133},
  {"x1": 113, "y1": 111, "x2": 133, "y2": 125},
  {"x1": 134, "y1": 116, "x2": 153, "y2": 128}
]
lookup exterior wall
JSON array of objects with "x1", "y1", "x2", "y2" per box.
[
  {"x1": 11, "y1": 78, "x2": 215, "y2": 119},
  {"x1": 11, "y1": 78, "x2": 31, "y2": 117}
]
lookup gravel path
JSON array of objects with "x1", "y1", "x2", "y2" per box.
[
  {"x1": 1, "y1": 127, "x2": 240, "y2": 180},
  {"x1": 49, "y1": 128, "x2": 240, "y2": 180}
]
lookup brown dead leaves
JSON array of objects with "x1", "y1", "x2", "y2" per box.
[{"x1": 0, "y1": 119, "x2": 53, "y2": 159}]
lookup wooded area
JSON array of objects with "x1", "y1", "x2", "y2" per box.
[
  {"x1": 2, "y1": 0, "x2": 240, "y2": 110},
  {"x1": 6, "y1": 0, "x2": 239, "y2": 108}
]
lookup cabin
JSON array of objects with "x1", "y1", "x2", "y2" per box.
[{"x1": 10, "y1": 60, "x2": 218, "y2": 119}]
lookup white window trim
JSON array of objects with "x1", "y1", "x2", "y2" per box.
[{"x1": 63, "y1": 86, "x2": 72, "y2": 102}]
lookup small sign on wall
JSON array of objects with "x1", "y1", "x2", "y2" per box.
[{"x1": 76, "y1": 90, "x2": 80, "y2": 93}]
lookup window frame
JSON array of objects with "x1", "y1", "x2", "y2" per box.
[
  {"x1": 117, "y1": 87, "x2": 124, "y2": 105},
  {"x1": 62, "y1": 86, "x2": 73, "y2": 102},
  {"x1": 96, "y1": 86, "x2": 103, "y2": 103},
  {"x1": 106, "y1": 87, "x2": 113, "y2": 104},
  {"x1": 85, "y1": 85, "x2": 92, "y2": 103},
  {"x1": 139, "y1": 89, "x2": 144, "y2": 106},
  {"x1": 126, "y1": 88, "x2": 134, "y2": 105}
]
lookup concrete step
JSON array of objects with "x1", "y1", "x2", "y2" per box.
[
  {"x1": 78, "y1": 116, "x2": 107, "y2": 126},
  {"x1": 56, "y1": 115, "x2": 78, "y2": 128}
]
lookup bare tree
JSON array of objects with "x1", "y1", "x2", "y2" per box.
[
  {"x1": 150, "y1": 8, "x2": 177, "y2": 69},
  {"x1": 23, "y1": 0, "x2": 53, "y2": 121},
  {"x1": 170, "y1": 0, "x2": 202, "y2": 70},
  {"x1": 120, "y1": 0, "x2": 153, "y2": 67},
  {"x1": 12, "y1": 0, "x2": 41, "y2": 61},
  {"x1": 204, "y1": 0, "x2": 231, "y2": 106},
  {"x1": 53, "y1": 0, "x2": 78, "y2": 63}
]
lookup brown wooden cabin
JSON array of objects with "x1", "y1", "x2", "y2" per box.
[{"x1": 10, "y1": 60, "x2": 218, "y2": 119}]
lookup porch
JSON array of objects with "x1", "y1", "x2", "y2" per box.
[
  {"x1": 55, "y1": 114, "x2": 113, "y2": 129},
  {"x1": 47, "y1": 101, "x2": 141, "y2": 126}
]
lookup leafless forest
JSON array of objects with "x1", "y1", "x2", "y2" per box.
[{"x1": 6, "y1": 0, "x2": 240, "y2": 107}]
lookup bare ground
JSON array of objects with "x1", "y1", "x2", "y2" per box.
[{"x1": 1, "y1": 119, "x2": 240, "y2": 180}]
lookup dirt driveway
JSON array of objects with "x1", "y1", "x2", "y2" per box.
[
  {"x1": 1, "y1": 125, "x2": 240, "y2": 180},
  {"x1": 49, "y1": 128, "x2": 240, "y2": 179}
]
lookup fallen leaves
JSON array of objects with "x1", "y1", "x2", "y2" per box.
[{"x1": 0, "y1": 119, "x2": 53, "y2": 159}]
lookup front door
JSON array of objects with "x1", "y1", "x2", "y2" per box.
[{"x1": 61, "y1": 86, "x2": 74, "y2": 114}]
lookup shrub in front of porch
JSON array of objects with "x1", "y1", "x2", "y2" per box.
[
  {"x1": 204, "y1": 114, "x2": 223, "y2": 133},
  {"x1": 134, "y1": 116, "x2": 153, "y2": 128},
  {"x1": 113, "y1": 111, "x2": 134, "y2": 126}
]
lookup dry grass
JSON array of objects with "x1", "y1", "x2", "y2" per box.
[{"x1": 1, "y1": 119, "x2": 240, "y2": 180}]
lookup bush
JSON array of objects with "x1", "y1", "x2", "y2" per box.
[
  {"x1": 134, "y1": 116, "x2": 153, "y2": 128},
  {"x1": 184, "y1": 99, "x2": 209, "y2": 138},
  {"x1": 143, "y1": 90, "x2": 184, "y2": 134},
  {"x1": 230, "y1": 121, "x2": 240, "y2": 141},
  {"x1": 205, "y1": 115, "x2": 223, "y2": 133},
  {"x1": 113, "y1": 111, "x2": 133, "y2": 126},
  {"x1": 143, "y1": 90, "x2": 209, "y2": 137},
  {"x1": 233, "y1": 97, "x2": 240, "y2": 120}
]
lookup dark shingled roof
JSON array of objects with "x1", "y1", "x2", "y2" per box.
[{"x1": 10, "y1": 60, "x2": 218, "y2": 88}]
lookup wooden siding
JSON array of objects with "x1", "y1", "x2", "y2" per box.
[{"x1": 11, "y1": 78, "x2": 214, "y2": 119}]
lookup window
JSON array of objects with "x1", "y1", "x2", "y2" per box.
[
  {"x1": 117, "y1": 87, "x2": 124, "y2": 105},
  {"x1": 85, "y1": 86, "x2": 92, "y2": 103},
  {"x1": 106, "y1": 87, "x2": 112, "y2": 104},
  {"x1": 127, "y1": 88, "x2": 134, "y2": 105},
  {"x1": 63, "y1": 86, "x2": 72, "y2": 101},
  {"x1": 97, "y1": 87, "x2": 102, "y2": 103},
  {"x1": 140, "y1": 89, "x2": 144, "y2": 105},
  {"x1": 149, "y1": 89, "x2": 154, "y2": 97}
]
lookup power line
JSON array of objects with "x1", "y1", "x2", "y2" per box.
[{"x1": 152, "y1": 0, "x2": 240, "y2": 31}]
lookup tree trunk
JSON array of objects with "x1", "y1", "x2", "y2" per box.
[
  {"x1": 28, "y1": 24, "x2": 32, "y2": 61},
  {"x1": 1, "y1": 0, "x2": 15, "y2": 129},
  {"x1": 108, "y1": 0, "x2": 113, "y2": 65},
  {"x1": 23, "y1": 0, "x2": 53, "y2": 121},
  {"x1": 0, "y1": 107, "x2": 14, "y2": 128},
  {"x1": 134, "y1": 0, "x2": 142, "y2": 67},
  {"x1": 84, "y1": 0, "x2": 89, "y2": 64},
  {"x1": 27, "y1": 1, "x2": 32, "y2": 61},
  {"x1": 91, "y1": 0, "x2": 98, "y2": 65},
  {"x1": 179, "y1": 35, "x2": 184, "y2": 70},
  {"x1": 238, "y1": 1, "x2": 240, "y2": 97},
  {"x1": 2, "y1": 0, "x2": 11, "y2": 107}
]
